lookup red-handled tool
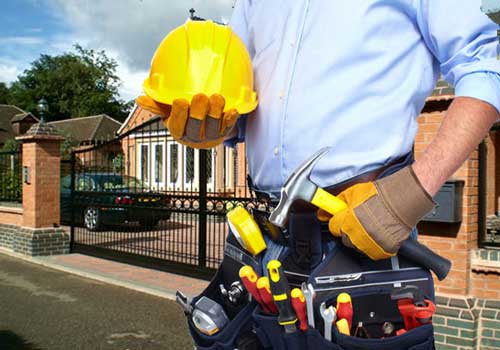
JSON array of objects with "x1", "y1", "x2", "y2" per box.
[
  {"x1": 239, "y1": 265, "x2": 271, "y2": 313},
  {"x1": 256, "y1": 277, "x2": 278, "y2": 314},
  {"x1": 391, "y1": 285, "x2": 436, "y2": 331},
  {"x1": 291, "y1": 288, "x2": 308, "y2": 331},
  {"x1": 336, "y1": 292, "x2": 353, "y2": 330}
]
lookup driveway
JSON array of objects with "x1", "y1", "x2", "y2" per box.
[{"x1": 0, "y1": 253, "x2": 193, "y2": 350}]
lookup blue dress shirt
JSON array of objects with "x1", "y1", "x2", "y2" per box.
[{"x1": 227, "y1": 0, "x2": 500, "y2": 193}]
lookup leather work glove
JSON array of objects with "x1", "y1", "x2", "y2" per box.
[
  {"x1": 318, "y1": 166, "x2": 435, "y2": 260},
  {"x1": 136, "y1": 94, "x2": 239, "y2": 149}
]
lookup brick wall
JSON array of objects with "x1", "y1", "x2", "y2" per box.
[
  {"x1": 0, "y1": 206, "x2": 23, "y2": 226},
  {"x1": 22, "y1": 140, "x2": 61, "y2": 228},
  {"x1": 1, "y1": 129, "x2": 71, "y2": 257},
  {"x1": 415, "y1": 102, "x2": 500, "y2": 349}
]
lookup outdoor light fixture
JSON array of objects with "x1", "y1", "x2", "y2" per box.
[
  {"x1": 37, "y1": 97, "x2": 48, "y2": 123},
  {"x1": 23, "y1": 166, "x2": 30, "y2": 184}
]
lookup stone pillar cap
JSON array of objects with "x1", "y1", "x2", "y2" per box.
[{"x1": 16, "y1": 122, "x2": 64, "y2": 141}]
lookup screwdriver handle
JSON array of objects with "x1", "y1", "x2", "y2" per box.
[
  {"x1": 239, "y1": 265, "x2": 270, "y2": 313},
  {"x1": 257, "y1": 277, "x2": 278, "y2": 314},
  {"x1": 267, "y1": 260, "x2": 297, "y2": 330},
  {"x1": 291, "y1": 288, "x2": 308, "y2": 331}
]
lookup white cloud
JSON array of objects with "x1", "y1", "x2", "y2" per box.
[
  {"x1": 48, "y1": 0, "x2": 235, "y2": 70},
  {"x1": 0, "y1": 36, "x2": 45, "y2": 45},
  {"x1": 0, "y1": 63, "x2": 22, "y2": 84},
  {"x1": 0, "y1": 1, "x2": 235, "y2": 100}
]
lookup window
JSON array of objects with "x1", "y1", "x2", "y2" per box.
[
  {"x1": 76, "y1": 176, "x2": 96, "y2": 191},
  {"x1": 170, "y1": 144, "x2": 178, "y2": 184},
  {"x1": 61, "y1": 176, "x2": 71, "y2": 190},
  {"x1": 140, "y1": 144, "x2": 149, "y2": 183},
  {"x1": 206, "y1": 149, "x2": 213, "y2": 184},
  {"x1": 186, "y1": 147, "x2": 195, "y2": 184},
  {"x1": 153, "y1": 143, "x2": 164, "y2": 185}
]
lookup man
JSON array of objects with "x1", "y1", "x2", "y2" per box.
[
  {"x1": 139, "y1": 0, "x2": 499, "y2": 345},
  {"x1": 144, "y1": 0, "x2": 499, "y2": 260}
]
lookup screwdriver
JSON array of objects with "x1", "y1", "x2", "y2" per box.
[
  {"x1": 336, "y1": 292, "x2": 353, "y2": 330},
  {"x1": 291, "y1": 288, "x2": 308, "y2": 331},
  {"x1": 256, "y1": 277, "x2": 278, "y2": 314},
  {"x1": 267, "y1": 260, "x2": 297, "y2": 333},
  {"x1": 239, "y1": 265, "x2": 271, "y2": 313}
]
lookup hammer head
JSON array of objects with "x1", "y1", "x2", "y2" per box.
[{"x1": 269, "y1": 147, "x2": 330, "y2": 228}]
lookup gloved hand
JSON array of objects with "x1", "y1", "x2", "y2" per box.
[
  {"x1": 318, "y1": 166, "x2": 435, "y2": 260},
  {"x1": 136, "y1": 94, "x2": 239, "y2": 149}
]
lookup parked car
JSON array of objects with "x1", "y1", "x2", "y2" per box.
[{"x1": 61, "y1": 173, "x2": 172, "y2": 231}]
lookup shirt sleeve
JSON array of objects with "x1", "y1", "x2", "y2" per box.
[{"x1": 415, "y1": 0, "x2": 500, "y2": 113}]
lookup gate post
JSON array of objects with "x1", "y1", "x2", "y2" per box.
[
  {"x1": 15, "y1": 122, "x2": 68, "y2": 256},
  {"x1": 198, "y1": 149, "x2": 207, "y2": 268}
]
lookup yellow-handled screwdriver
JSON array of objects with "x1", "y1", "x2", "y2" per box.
[{"x1": 267, "y1": 260, "x2": 297, "y2": 333}]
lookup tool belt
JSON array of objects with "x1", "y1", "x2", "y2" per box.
[{"x1": 182, "y1": 153, "x2": 436, "y2": 350}]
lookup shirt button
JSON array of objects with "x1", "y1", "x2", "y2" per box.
[
  {"x1": 279, "y1": 90, "x2": 285, "y2": 99},
  {"x1": 273, "y1": 147, "x2": 279, "y2": 156}
]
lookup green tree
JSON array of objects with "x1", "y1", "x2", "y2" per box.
[
  {"x1": 8, "y1": 45, "x2": 132, "y2": 122},
  {"x1": 1, "y1": 139, "x2": 20, "y2": 152},
  {"x1": 0, "y1": 82, "x2": 10, "y2": 104}
]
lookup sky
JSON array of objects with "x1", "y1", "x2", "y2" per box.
[{"x1": 0, "y1": 0, "x2": 235, "y2": 101}]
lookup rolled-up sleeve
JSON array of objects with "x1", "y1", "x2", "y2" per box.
[{"x1": 416, "y1": 0, "x2": 500, "y2": 112}]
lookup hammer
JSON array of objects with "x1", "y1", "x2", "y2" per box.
[{"x1": 269, "y1": 147, "x2": 451, "y2": 281}]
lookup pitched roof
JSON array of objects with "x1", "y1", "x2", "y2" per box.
[
  {"x1": 117, "y1": 104, "x2": 158, "y2": 135},
  {"x1": 11, "y1": 112, "x2": 39, "y2": 123},
  {"x1": 47, "y1": 114, "x2": 121, "y2": 143},
  {"x1": 482, "y1": 0, "x2": 500, "y2": 24},
  {"x1": 0, "y1": 104, "x2": 27, "y2": 144}
]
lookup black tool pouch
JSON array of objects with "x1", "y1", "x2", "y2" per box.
[
  {"x1": 187, "y1": 232, "x2": 262, "y2": 350},
  {"x1": 252, "y1": 305, "x2": 308, "y2": 350},
  {"x1": 305, "y1": 244, "x2": 435, "y2": 350}
]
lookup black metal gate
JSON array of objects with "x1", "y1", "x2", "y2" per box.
[{"x1": 65, "y1": 117, "x2": 254, "y2": 279}]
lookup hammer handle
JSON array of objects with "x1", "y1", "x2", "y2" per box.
[
  {"x1": 311, "y1": 187, "x2": 348, "y2": 214},
  {"x1": 399, "y1": 240, "x2": 451, "y2": 281},
  {"x1": 314, "y1": 188, "x2": 451, "y2": 280}
]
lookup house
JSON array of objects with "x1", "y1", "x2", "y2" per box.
[
  {"x1": 47, "y1": 114, "x2": 122, "y2": 164},
  {"x1": 47, "y1": 114, "x2": 122, "y2": 146},
  {"x1": 0, "y1": 105, "x2": 39, "y2": 148},
  {"x1": 118, "y1": 106, "x2": 247, "y2": 195}
]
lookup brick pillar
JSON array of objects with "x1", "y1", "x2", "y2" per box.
[{"x1": 14, "y1": 123, "x2": 69, "y2": 256}]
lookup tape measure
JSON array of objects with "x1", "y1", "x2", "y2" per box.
[{"x1": 227, "y1": 206, "x2": 267, "y2": 256}]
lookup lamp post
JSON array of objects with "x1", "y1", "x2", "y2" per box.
[{"x1": 37, "y1": 98, "x2": 48, "y2": 124}]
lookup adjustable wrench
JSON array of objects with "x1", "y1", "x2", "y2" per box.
[
  {"x1": 320, "y1": 302, "x2": 337, "y2": 341},
  {"x1": 301, "y1": 282, "x2": 316, "y2": 328}
]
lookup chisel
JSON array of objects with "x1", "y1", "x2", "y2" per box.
[{"x1": 267, "y1": 260, "x2": 297, "y2": 333}]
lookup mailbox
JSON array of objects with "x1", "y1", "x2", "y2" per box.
[{"x1": 423, "y1": 180, "x2": 464, "y2": 223}]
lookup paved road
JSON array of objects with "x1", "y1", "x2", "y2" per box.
[{"x1": 0, "y1": 254, "x2": 193, "y2": 350}]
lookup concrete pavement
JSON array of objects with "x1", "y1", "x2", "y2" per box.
[{"x1": 0, "y1": 253, "x2": 195, "y2": 350}]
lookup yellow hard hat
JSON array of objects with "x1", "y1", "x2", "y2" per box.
[{"x1": 143, "y1": 20, "x2": 258, "y2": 114}]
